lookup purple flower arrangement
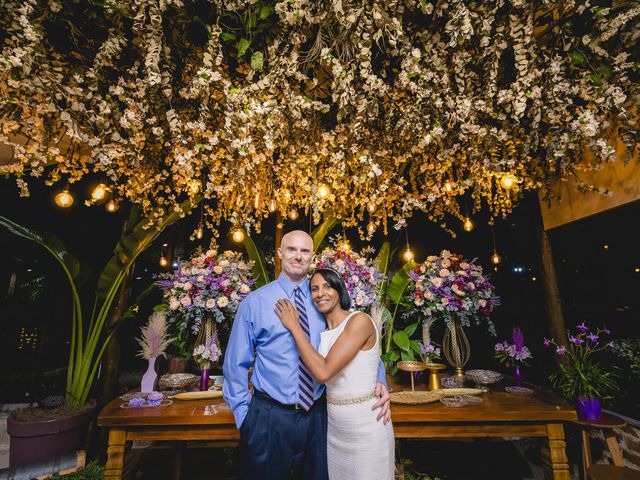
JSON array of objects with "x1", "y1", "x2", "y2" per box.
[
  {"x1": 406, "y1": 250, "x2": 500, "y2": 332},
  {"x1": 193, "y1": 331, "x2": 222, "y2": 369},
  {"x1": 495, "y1": 326, "x2": 532, "y2": 368},
  {"x1": 157, "y1": 248, "x2": 255, "y2": 335},
  {"x1": 419, "y1": 342, "x2": 441, "y2": 364},
  {"x1": 313, "y1": 242, "x2": 385, "y2": 309},
  {"x1": 545, "y1": 323, "x2": 619, "y2": 403}
]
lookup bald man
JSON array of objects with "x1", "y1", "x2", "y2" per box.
[{"x1": 223, "y1": 230, "x2": 390, "y2": 480}]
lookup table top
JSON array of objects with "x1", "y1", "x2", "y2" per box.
[
  {"x1": 573, "y1": 412, "x2": 627, "y2": 429},
  {"x1": 98, "y1": 383, "x2": 576, "y2": 428}
]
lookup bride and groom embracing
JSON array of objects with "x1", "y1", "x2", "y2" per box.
[{"x1": 223, "y1": 230, "x2": 395, "y2": 480}]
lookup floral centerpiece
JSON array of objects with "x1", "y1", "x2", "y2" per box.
[
  {"x1": 313, "y1": 240, "x2": 385, "y2": 310},
  {"x1": 406, "y1": 250, "x2": 500, "y2": 333},
  {"x1": 544, "y1": 323, "x2": 619, "y2": 419},
  {"x1": 193, "y1": 331, "x2": 223, "y2": 391},
  {"x1": 157, "y1": 248, "x2": 255, "y2": 336},
  {"x1": 495, "y1": 326, "x2": 532, "y2": 386},
  {"x1": 418, "y1": 342, "x2": 441, "y2": 364}
]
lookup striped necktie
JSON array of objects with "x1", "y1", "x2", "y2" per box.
[{"x1": 294, "y1": 286, "x2": 314, "y2": 411}]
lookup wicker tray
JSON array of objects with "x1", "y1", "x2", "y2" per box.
[
  {"x1": 169, "y1": 390, "x2": 223, "y2": 400},
  {"x1": 390, "y1": 390, "x2": 445, "y2": 405},
  {"x1": 159, "y1": 373, "x2": 198, "y2": 390}
]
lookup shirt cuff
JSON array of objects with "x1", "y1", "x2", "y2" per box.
[{"x1": 233, "y1": 403, "x2": 249, "y2": 429}]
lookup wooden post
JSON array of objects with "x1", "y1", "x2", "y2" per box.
[
  {"x1": 539, "y1": 229, "x2": 568, "y2": 351},
  {"x1": 275, "y1": 212, "x2": 283, "y2": 277}
]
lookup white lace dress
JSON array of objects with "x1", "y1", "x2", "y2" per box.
[{"x1": 318, "y1": 312, "x2": 395, "y2": 480}]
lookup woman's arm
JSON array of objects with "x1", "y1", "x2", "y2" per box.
[{"x1": 275, "y1": 299, "x2": 373, "y2": 384}]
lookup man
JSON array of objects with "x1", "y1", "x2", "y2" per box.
[{"x1": 223, "y1": 230, "x2": 391, "y2": 480}]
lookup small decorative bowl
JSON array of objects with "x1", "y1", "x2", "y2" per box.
[
  {"x1": 465, "y1": 369, "x2": 503, "y2": 391},
  {"x1": 440, "y1": 376, "x2": 465, "y2": 389},
  {"x1": 159, "y1": 373, "x2": 198, "y2": 390}
]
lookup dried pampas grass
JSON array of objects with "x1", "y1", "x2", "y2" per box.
[{"x1": 137, "y1": 312, "x2": 170, "y2": 360}]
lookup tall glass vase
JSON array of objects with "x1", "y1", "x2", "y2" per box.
[
  {"x1": 442, "y1": 316, "x2": 471, "y2": 378},
  {"x1": 199, "y1": 365, "x2": 210, "y2": 391},
  {"x1": 141, "y1": 356, "x2": 158, "y2": 393},
  {"x1": 513, "y1": 365, "x2": 523, "y2": 386}
]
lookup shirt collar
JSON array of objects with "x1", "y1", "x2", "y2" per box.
[{"x1": 277, "y1": 273, "x2": 310, "y2": 299}]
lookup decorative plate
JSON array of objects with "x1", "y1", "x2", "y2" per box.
[
  {"x1": 159, "y1": 373, "x2": 198, "y2": 389},
  {"x1": 440, "y1": 395, "x2": 484, "y2": 408},
  {"x1": 505, "y1": 386, "x2": 534, "y2": 395},
  {"x1": 120, "y1": 399, "x2": 173, "y2": 409},
  {"x1": 465, "y1": 369, "x2": 503, "y2": 384},
  {"x1": 434, "y1": 388, "x2": 483, "y2": 396},
  {"x1": 390, "y1": 390, "x2": 445, "y2": 405}
]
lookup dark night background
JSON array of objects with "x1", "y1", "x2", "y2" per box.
[{"x1": 1, "y1": 177, "x2": 638, "y2": 416}]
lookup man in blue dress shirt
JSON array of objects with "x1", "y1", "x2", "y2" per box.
[{"x1": 223, "y1": 230, "x2": 390, "y2": 479}]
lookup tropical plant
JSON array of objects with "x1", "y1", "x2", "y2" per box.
[
  {"x1": 545, "y1": 323, "x2": 620, "y2": 403},
  {"x1": 0, "y1": 199, "x2": 196, "y2": 408},
  {"x1": 613, "y1": 339, "x2": 640, "y2": 378}
]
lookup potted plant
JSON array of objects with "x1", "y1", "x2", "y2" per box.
[
  {"x1": 0, "y1": 200, "x2": 195, "y2": 468},
  {"x1": 544, "y1": 323, "x2": 619, "y2": 420},
  {"x1": 494, "y1": 326, "x2": 533, "y2": 386}
]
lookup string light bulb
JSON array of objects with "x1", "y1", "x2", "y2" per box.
[
  {"x1": 268, "y1": 199, "x2": 277, "y2": 212},
  {"x1": 282, "y1": 189, "x2": 291, "y2": 202},
  {"x1": 367, "y1": 202, "x2": 376, "y2": 213},
  {"x1": 188, "y1": 180, "x2": 201, "y2": 195},
  {"x1": 159, "y1": 255, "x2": 169, "y2": 267},
  {"x1": 317, "y1": 184, "x2": 330, "y2": 199},
  {"x1": 444, "y1": 181, "x2": 453, "y2": 193},
  {"x1": 196, "y1": 225, "x2": 204, "y2": 239},
  {"x1": 402, "y1": 247, "x2": 415, "y2": 263},
  {"x1": 232, "y1": 229, "x2": 245, "y2": 243},
  {"x1": 490, "y1": 251, "x2": 502, "y2": 265},
  {"x1": 54, "y1": 188, "x2": 74, "y2": 208},
  {"x1": 91, "y1": 183, "x2": 108, "y2": 201},
  {"x1": 105, "y1": 200, "x2": 119, "y2": 213},
  {"x1": 289, "y1": 209, "x2": 299, "y2": 220},
  {"x1": 500, "y1": 174, "x2": 517, "y2": 190},
  {"x1": 367, "y1": 222, "x2": 376, "y2": 235},
  {"x1": 463, "y1": 217, "x2": 474, "y2": 232}
]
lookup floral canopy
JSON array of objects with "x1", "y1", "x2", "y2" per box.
[{"x1": 1, "y1": 0, "x2": 638, "y2": 236}]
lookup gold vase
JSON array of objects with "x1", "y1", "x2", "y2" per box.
[
  {"x1": 442, "y1": 316, "x2": 471, "y2": 378},
  {"x1": 194, "y1": 314, "x2": 217, "y2": 356}
]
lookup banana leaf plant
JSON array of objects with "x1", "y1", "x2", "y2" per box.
[{"x1": 0, "y1": 199, "x2": 197, "y2": 408}]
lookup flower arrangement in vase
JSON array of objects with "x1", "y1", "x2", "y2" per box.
[
  {"x1": 193, "y1": 332, "x2": 222, "y2": 391},
  {"x1": 157, "y1": 247, "x2": 255, "y2": 340},
  {"x1": 136, "y1": 312, "x2": 170, "y2": 393},
  {"x1": 544, "y1": 323, "x2": 619, "y2": 419},
  {"x1": 494, "y1": 326, "x2": 532, "y2": 386},
  {"x1": 313, "y1": 239, "x2": 385, "y2": 310}
]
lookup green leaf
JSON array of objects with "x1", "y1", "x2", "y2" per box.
[
  {"x1": 393, "y1": 330, "x2": 410, "y2": 351},
  {"x1": 220, "y1": 32, "x2": 236, "y2": 42},
  {"x1": 404, "y1": 321, "x2": 419, "y2": 337},
  {"x1": 382, "y1": 350, "x2": 400, "y2": 363},
  {"x1": 242, "y1": 232, "x2": 271, "y2": 288},
  {"x1": 400, "y1": 350, "x2": 415, "y2": 361},
  {"x1": 376, "y1": 241, "x2": 390, "y2": 277},
  {"x1": 237, "y1": 38, "x2": 251, "y2": 57},
  {"x1": 311, "y1": 214, "x2": 340, "y2": 251},
  {"x1": 568, "y1": 50, "x2": 586, "y2": 66},
  {"x1": 259, "y1": 6, "x2": 273, "y2": 19},
  {"x1": 409, "y1": 340, "x2": 422, "y2": 355},
  {"x1": 96, "y1": 198, "x2": 200, "y2": 298},
  {"x1": 250, "y1": 51, "x2": 264, "y2": 71},
  {"x1": 378, "y1": 305, "x2": 394, "y2": 325},
  {"x1": 386, "y1": 261, "x2": 416, "y2": 303}
]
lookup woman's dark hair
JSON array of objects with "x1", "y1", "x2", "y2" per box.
[{"x1": 312, "y1": 268, "x2": 351, "y2": 310}]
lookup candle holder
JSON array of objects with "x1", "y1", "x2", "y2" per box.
[
  {"x1": 425, "y1": 363, "x2": 447, "y2": 391},
  {"x1": 397, "y1": 361, "x2": 428, "y2": 391}
]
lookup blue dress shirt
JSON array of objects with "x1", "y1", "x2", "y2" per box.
[{"x1": 223, "y1": 274, "x2": 387, "y2": 428}]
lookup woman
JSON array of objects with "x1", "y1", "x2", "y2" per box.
[{"x1": 275, "y1": 268, "x2": 395, "y2": 480}]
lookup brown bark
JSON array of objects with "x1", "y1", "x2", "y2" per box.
[{"x1": 539, "y1": 229, "x2": 568, "y2": 352}]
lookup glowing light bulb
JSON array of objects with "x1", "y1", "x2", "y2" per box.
[
  {"x1": 196, "y1": 225, "x2": 204, "y2": 239},
  {"x1": 367, "y1": 202, "x2": 376, "y2": 213},
  {"x1": 402, "y1": 247, "x2": 415, "y2": 263},
  {"x1": 91, "y1": 183, "x2": 107, "y2": 201},
  {"x1": 105, "y1": 200, "x2": 119, "y2": 213},
  {"x1": 268, "y1": 199, "x2": 277, "y2": 212},
  {"x1": 317, "y1": 184, "x2": 330, "y2": 199},
  {"x1": 367, "y1": 222, "x2": 376, "y2": 235},
  {"x1": 603, "y1": 244, "x2": 609, "y2": 251},
  {"x1": 463, "y1": 217, "x2": 474, "y2": 232},
  {"x1": 159, "y1": 256, "x2": 169, "y2": 267},
  {"x1": 232, "y1": 229, "x2": 245, "y2": 243},
  {"x1": 254, "y1": 192, "x2": 261, "y2": 209},
  {"x1": 341, "y1": 240, "x2": 351, "y2": 252},
  {"x1": 282, "y1": 189, "x2": 291, "y2": 202},
  {"x1": 500, "y1": 174, "x2": 517, "y2": 190},
  {"x1": 289, "y1": 209, "x2": 299, "y2": 220},
  {"x1": 444, "y1": 181, "x2": 453, "y2": 193},
  {"x1": 490, "y1": 251, "x2": 502, "y2": 265},
  {"x1": 54, "y1": 189, "x2": 74, "y2": 208}
]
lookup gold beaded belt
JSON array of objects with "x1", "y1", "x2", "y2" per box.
[{"x1": 327, "y1": 391, "x2": 376, "y2": 406}]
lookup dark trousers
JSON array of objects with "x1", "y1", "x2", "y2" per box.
[{"x1": 239, "y1": 390, "x2": 328, "y2": 480}]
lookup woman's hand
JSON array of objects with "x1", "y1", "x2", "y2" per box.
[{"x1": 275, "y1": 299, "x2": 300, "y2": 332}]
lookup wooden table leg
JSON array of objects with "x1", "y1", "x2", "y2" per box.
[
  {"x1": 104, "y1": 429, "x2": 127, "y2": 480},
  {"x1": 542, "y1": 423, "x2": 571, "y2": 480},
  {"x1": 170, "y1": 441, "x2": 185, "y2": 480},
  {"x1": 581, "y1": 430, "x2": 592, "y2": 480},
  {"x1": 604, "y1": 431, "x2": 624, "y2": 466}
]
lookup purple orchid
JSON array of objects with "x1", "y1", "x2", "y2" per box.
[
  {"x1": 576, "y1": 322, "x2": 588, "y2": 333},
  {"x1": 556, "y1": 346, "x2": 567, "y2": 356},
  {"x1": 543, "y1": 337, "x2": 551, "y2": 348},
  {"x1": 569, "y1": 335, "x2": 584, "y2": 345},
  {"x1": 602, "y1": 325, "x2": 611, "y2": 335},
  {"x1": 587, "y1": 333, "x2": 599, "y2": 343}
]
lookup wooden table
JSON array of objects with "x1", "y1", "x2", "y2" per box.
[
  {"x1": 98, "y1": 385, "x2": 576, "y2": 479},
  {"x1": 574, "y1": 412, "x2": 627, "y2": 479}
]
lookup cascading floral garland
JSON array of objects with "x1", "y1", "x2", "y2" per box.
[{"x1": 1, "y1": 1, "x2": 638, "y2": 236}]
